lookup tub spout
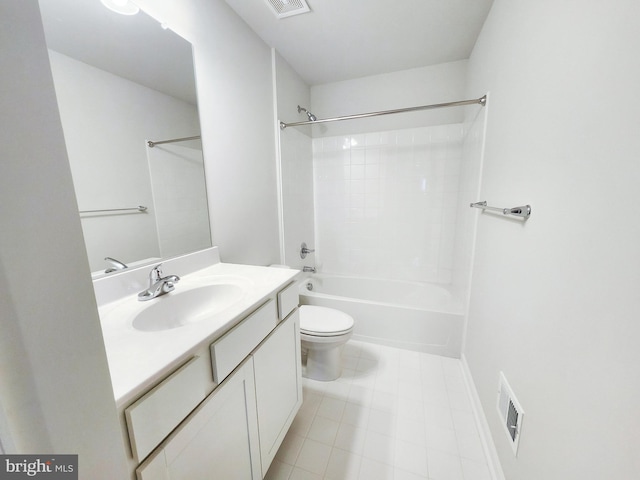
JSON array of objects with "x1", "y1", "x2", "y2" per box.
[{"x1": 303, "y1": 266, "x2": 316, "y2": 273}]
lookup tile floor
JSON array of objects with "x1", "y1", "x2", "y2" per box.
[{"x1": 265, "y1": 340, "x2": 493, "y2": 480}]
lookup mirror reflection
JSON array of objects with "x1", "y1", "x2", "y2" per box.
[{"x1": 38, "y1": 0, "x2": 212, "y2": 276}]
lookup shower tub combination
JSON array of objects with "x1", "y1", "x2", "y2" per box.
[{"x1": 298, "y1": 274, "x2": 465, "y2": 358}]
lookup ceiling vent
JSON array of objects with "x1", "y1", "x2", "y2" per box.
[
  {"x1": 264, "y1": 0, "x2": 311, "y2": 19},
  {"x1": 496, "y1": 372, "x2": 525, "y2": 456}
]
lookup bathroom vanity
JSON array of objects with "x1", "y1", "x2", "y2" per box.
[{"x1": 94, "y1": 248, "x2": 302, "y2": 479}]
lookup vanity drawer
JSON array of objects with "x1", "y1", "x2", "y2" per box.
[
  {"x1": 210, "y1": 299, "x2": 278, "y2": 384},
  {"x1": 277, "y1": 281, "x2": 299, "y2": 320},
  {"x1": 125, "y1": 355, "x2": 209, "y2": 463}
]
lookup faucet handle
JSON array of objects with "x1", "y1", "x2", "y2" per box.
[
  {"x1": 300, "y1": 242, "x2": 315, "y2": 259},
  {"x1": 149, "y1": 263, "x2": 163, "y2": 283}
]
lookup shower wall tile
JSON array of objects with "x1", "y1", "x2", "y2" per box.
[{"x1": 313, "y1": 123, "x2": 463, "y2": 284}]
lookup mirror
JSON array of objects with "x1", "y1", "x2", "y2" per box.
[{"x1": 38, "y1": 0, "x2": 212, "y2": 277}]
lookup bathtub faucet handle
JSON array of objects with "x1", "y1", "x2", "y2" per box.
[{"x1": 300, "y1": 242, "x2": 315, "y2": 259}]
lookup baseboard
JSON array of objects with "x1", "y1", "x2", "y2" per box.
[{"x1": 460, "y1": 354, "x2": 506, "y2": 480}]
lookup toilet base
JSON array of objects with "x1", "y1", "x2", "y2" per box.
[{"x1": 301, "y1": 339, "x2": 346, "y2": 381}]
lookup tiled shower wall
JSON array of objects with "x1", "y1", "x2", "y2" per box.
[{"x1": 313, "y1": 123, "x2": 464, "y2": 284}]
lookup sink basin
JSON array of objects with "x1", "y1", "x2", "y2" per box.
[{"x1": 132, "y1": 284, "x2": 244, "y2": 332}]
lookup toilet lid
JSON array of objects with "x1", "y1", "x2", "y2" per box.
[{"x1": 299, "y1": 305, "x2": 354, "y2": 336}]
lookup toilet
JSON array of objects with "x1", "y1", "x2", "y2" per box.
[{"x1": 299, "y1": 305, "x2": 354, "y2": 381}]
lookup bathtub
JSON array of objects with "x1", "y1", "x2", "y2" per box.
[{"x1": 298, "y1": 274, "x2": 465, "y2": 358}]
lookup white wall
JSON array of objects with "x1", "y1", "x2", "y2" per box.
[
  {"x1": 0, "y1": 1, "x2": 128, "y2": 476},
  {"x1": 310, "y1": 60, "x2": 468, "y2": 137},
  {"x1": 135, "y1": 0, "x2": 282, "y2": 266},
  {"x1": 275, "y1": 53, "x2": 315, "y2": 269},
  {"x1": 464, "y1": 1, "x2": 640, "y2": 478}
]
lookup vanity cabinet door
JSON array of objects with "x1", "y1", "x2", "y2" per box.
[
  {"x1": 252, "y1": 310, "x2": 302, "y2": 474},
  {"x1": 136, "y1": 358, "x2": 261, "y2": 480}
]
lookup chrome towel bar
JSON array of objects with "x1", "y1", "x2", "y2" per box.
[
  {"x1": 147, "y1": 135, "x2": 201, "y2": 148},
  {"x1": 79, "y1": 205, "x2": 148, "y2": 214},
  {"x1": 470, "y1": 201, "x2": 531, "y2": 219}
]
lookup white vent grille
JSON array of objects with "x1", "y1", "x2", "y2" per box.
[
  {"x1": 264, "y1": 0, "x2": 311, "y2": 19},
  {"x1": 497, "y1": 372, "x2": 524, "y2": 456}
]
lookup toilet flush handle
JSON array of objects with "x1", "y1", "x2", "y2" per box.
[{"x1": 300, "y1": 242, "x2": 315, "y2": 259}]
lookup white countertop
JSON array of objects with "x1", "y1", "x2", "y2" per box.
[{"x1": 97, "y1": 261, "x2": 299, "y2": 406}]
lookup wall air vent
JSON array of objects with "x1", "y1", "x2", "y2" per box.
[
  {"x1": 264, "y1": 0, "x2": 311, "y2": 19},
  {"x1": 497, "y1": 372, "x2": 524, "y2": 456}
]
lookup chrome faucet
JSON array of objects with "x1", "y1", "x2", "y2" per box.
[
  {"x1": 300, "y1": 242, "x2": 315, "y2": 259},
  {"x1": 303, "y1": 266, "x2": 316, "y2": 273},
  {"x1": 104, "y1": 256, "x2": 128, "y2": 273},
  {"x1": 138, "y1": 264, "x2": 180, "y2": 301}
]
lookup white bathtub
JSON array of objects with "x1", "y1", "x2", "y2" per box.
[{"x1": 298, "y1": 274, "x2": 465, "y2": 358}]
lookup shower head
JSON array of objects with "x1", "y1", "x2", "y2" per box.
[{"x1": 297, "y1": 105, "x2": 317, "y2": 122}]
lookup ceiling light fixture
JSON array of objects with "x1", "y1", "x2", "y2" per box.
[{"x1": 100, "y1": 0, "x2": 140, "y2": 16}]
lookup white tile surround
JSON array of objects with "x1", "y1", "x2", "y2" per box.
[
  {"x1": 265, "y1": 340, "x2": 493, "y2": 480},
  {"x1": 313, "y1": 124, "x2": 464, "y2": 284}
]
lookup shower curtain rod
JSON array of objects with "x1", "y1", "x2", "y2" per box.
[
  {"x1": 279, "y1": 95, "x2": 486, "y2": 130},
  {"x1": 147, "y1": 135, "x2": 201, "y2": 148}
]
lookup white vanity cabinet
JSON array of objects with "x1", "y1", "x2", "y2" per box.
[
  {"x1": 136, "y1": 358, "x2": 261, "y2": 480},
  {"x1": 253, "y1": 309, "x2": 301, "y2": 473},
  {"x1": 131, "y1": 280, "x2": 302, "y2": 480}
]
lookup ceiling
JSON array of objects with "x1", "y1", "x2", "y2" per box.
[{"x1": 225, "y1": 0, "x2": 494, "y2": 86}]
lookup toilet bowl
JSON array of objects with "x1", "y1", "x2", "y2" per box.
[{"x1": 299, "y1": 305, "x2": 354, "y2": 381}]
